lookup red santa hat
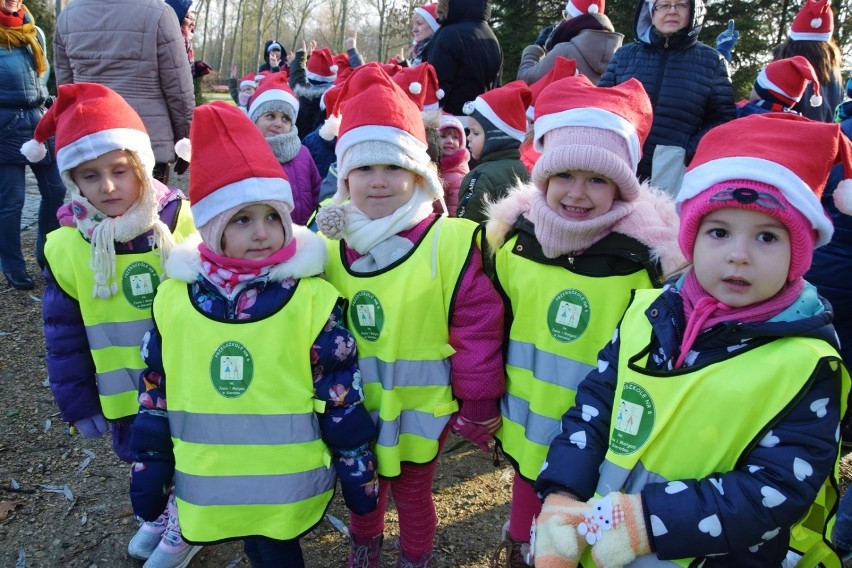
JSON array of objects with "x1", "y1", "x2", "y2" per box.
[
  {"x1": 463, "y1": 80, "x2": 532, "y2": 143},
  {"x1": 239, "y1": 73, "x2": 258, "y2": 90},
  {"x1": 531, "y1": 75, "x2": 652, "y2": 201},
  {"x1": 255, "y1": 70, "x2": 272, "y2": 83},
  {"x1": 677, "y1": 113, "x2": 852, "y2": 256},
  {"x1": 564, "y1": 0, "x2": 604, "y2": 18},
  {"x1": 247, "y1": 71, "x2": 300, "y2": 124},
  {"x1": 176, "y1": 101, "x2": 293, "y2": 231},
  {"x1": 391, "y1": 62, "x2": 444, "y2": 111},
  {"x1": 755, "y1": 56, "x2": 822, "y2": 108},
  {"x1": 414, "y1": 3, "x2": 440, "y2": 32},
  {"x1": 306, "y1": 47, "x2": 339, "y2": 83},
  {"x1": 789, "y1": 0, "x2": 834, "y2": 41},
  {"x1": 526, "y1": 56, "x2": 577, "y2": 120}
]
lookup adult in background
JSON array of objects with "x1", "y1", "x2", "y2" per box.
[
  {"x1": 259, "y1": 39, "x2": 285, "y2": 73},
  {"x1": 426, "y1": 0, "x2": 502, "y2": 120},
  {"x1": 54, "y1": 0, "x2": 195, "y2": 185},
  {"x1": 598, "y1": 0, "x2": 735, "y2": 196},
  {"x1": 517, "y1": 0, "x2": 623, "y2": 86},
  {"x1": 0, "y1": 0, "x2": 66, "y2": 290},
  {"x1": 772, "y1": 0, "x2": 842, "y2": 123}
]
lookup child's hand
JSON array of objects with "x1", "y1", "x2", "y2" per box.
[
  {"x1": 715, "y1": 19, "x2": 739, "y2": 62},
  {"x1": 73, "y1": 413, "x2": 108, "y2": 438},
  {"x1": 345, "y1": 31, "x2": 357, "y2": 51},
  {"x1": 334, "y1": 445, "x2": 379, "y2": 515},
  {"x1": 229, "y1": 64, "x2": 237, "y2": 78},
  {"x1": 450, "y1": 414, "x2": 501, "y2": 453},
  {"x1": 308, "y1": 39, "x2": 317, "y2": 55},
  {"x1": 585, "y1": 493, "x2": 651, "y2": 568},
  {"x1": 531, "y1": 492, "x2": 588, "y2": 568}
]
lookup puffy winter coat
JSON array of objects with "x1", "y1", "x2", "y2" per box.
[
  {"x1": 517, "y1": 28, "x2": 623, "y2": 86},
  {"x1": 598, "y1": 0, "x2": 735, "y2": 179},
  {"x1": 283, "y1": 145, "x2": 322, "y2": 226},
  {"x1": 54, "y1": 0, "x2": 195, "y2": 165}
]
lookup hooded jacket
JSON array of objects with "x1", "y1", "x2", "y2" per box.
[
  {"x1": 426, "y1": 0, "x2": 503, "y2": 116},
  {"x1": 598, "y1": 0, "x2": 735, "y2": 179},
  {"x1": 259, "y1": 39, "x2": 287, "y2": 73}
]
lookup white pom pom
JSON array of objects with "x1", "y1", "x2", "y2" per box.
[
  {"x1": 409, "y1": 81, "x2": 422, "y2": 95},
  {"x1": 20, "y1": 139, "x2": 47, "y2": 163},
  {"x1": 436, "y1": 88, "x2": 445, "y2": 100},
  {"x1": 319, "y1": 114, "x2": 342, "y2": 141},
  {"x1": 174, "y1": 138, "x2": 192, "y2": 162},
  {"x1": 810, "y1": 17, "x2": 822, "y2": 28},
  {"x1": 810, "y1": 94, "x2": 823, "y2": 107},
  {"x1": 834, "y1": 179, "x2": 852, "y2": 215},
  {"x1": 463, "y1": 101, "x2": 476, "y2": 115},
  {"x1": 588, "y1": 4, "x2": 599, "y2": 13},
  {"x1": 330, "y1": 64, "x2": 339, "y2": 73}
]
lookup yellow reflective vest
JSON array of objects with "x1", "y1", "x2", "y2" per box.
[
  {"x1": 494, "y1": 232, "x2": 655, "y2": 481},
  {"x1": 44, "y1": 202, "x2": 195, "y2": 419},
  {"x1": 323, "y1": 216, "x2": 479, "y2": 476},
  {"x1": 154, "y1": 276, "x2": 340, "y2": 543}
]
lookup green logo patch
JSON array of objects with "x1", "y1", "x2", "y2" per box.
[
  {"x1": 349, "y1": 290, "x2": 384, "y2": 342},
  {"x1": 121, "y1": 262, "x2": 160, "y2": 310},
  {"x1": 610, "y1": 382, "x2": 655, "y2": 455},
  {"x1": 547, "y1": 289, "x2": 590, "y2": 343},
  {"x1": 210, "y1": 341, "x2": 253, "y2": 398}
]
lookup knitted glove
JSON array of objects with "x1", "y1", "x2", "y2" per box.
[
  {"x1": 334, "y1": 444, "x2": 379, "y2": 515},
  {"x1": 74, "y1": 413, "x2": 108, "y2": 438},
  {"x1": 193, "y1": 60, "x2": 212, "y2": 78},
  {"x1": 450, "y1": 414, "x2": 501, "y2": 453},
  {"x1": 715, "y1": 19, "x2": 739, "y2": 62},
  {"x1": 584, "y1": 492, "x2": 651, "y2": 568},
  {"x1": 529, "y1": 493, "x2": 588, "y2": 568},
  {"x1": 535, "y1": 24, "x2": 555, "y2": 48}
]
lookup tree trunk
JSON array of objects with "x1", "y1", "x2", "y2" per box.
[
  {"x1": 254, "y1": 0, "x2": 265, "y2": 73},
  {"x1": 776, "y1": 0, "x2": 791, "y2": 46},
  {"x1": 216, "y1": 0, "x2": 229, "y2": 71},
  {"x1": 199, "y1": 0, "x2": 211, "y2": 62},
  {"x1": 227, "y1": 0, "x2": 244, "y2": 74}
]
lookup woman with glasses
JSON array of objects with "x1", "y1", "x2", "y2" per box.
[{"x1": 598, "y1": 0, "x2": 735, "y2": 196}]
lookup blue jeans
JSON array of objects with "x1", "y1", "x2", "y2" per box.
[
  {"x1": 834, "y1": 487, "x2": 852, "y2": 551},
  {"x1": 243, "y1": 536, "x2": 304, "y2": 567}
]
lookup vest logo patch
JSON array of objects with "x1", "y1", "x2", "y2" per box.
[
  {"x1": 547, "y1": 289, "x2": 590, "y2": 343},
  {"x1": 210, "y1": 341, "x2": 253, "y2": 398},
  {"x1": 611, "y1": 382, "x2": 654, "y2": 455},
  {"x1": 121, "y1": 262, "x2": 160, "y2": 310},
  {"x1": 350, "y1": 290, "x2": 384, "y2": 342}
]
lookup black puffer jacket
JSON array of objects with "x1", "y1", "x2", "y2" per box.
[
  {"x1": 426, "y1": 0, "x2": 502, "y2": 116},
  {"x1": 598, "y1": 0, "x2": 735, "y2": 179}
]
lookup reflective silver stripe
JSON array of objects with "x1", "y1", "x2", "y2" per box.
[
  {"x1": 170, "y1": 411, "x2": 320, "y2": 445},
  {"x1": 507, "y1": 340, "x2": 594, "y2": 390},
  {"x1": 96, "y1": 367, "x2": 141, "y2": 396},
  {"x1": 85, "y1": 319, "x2": 153, "y2": 350},
  {"x1": 372, "y1": 409, "x2": 452, "y2": 447},
  {"x1": 500, "y1": 392, "x2": 561, "y2": 446},
  {"x1": 359, "y1": 357, "x2": 451, "y2": 390},
  {"x1": 175, "y1": 467, "x2": 335, "y2": 506},
  {"x1": 596, "y1": 458, "x2": 669, "y2": 496}
]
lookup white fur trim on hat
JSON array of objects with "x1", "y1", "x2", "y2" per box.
[
  {"x1": 20, "y1": 139, "x2": 47, "y2": 163},
  {"x1": 534, "y1": 107, "x2": 641, "y2": 169},
  {"x1": 465, "y1": 97, "x2": 526, "y2": 142},
  {"x1": 810, "y1": 94, "x2": 823, "y2": 107},
  {"x1": 191, "y1": 177, "x2": 294, "y2": 227},
  {"x1": 414, "y1": 6, "x2": 440, "y2": 32},
  {"x1": 319, "y1": 114, "x2": 342, "y2": 141},
  {"x1": 175, "y1": 138, "x2": 191, "y2": 162},
  {"x1": 248, "y1": 88, "x2": 300, "y2": 121},
  {"x1": 678, "y1": 156, "x2": 833, "y2": 247},
  {"x1": 56, "y1": 128, "x2": 155, "y2": 176},
  {"x1": 757, "y1": 68, "x2": 803, "y2": 102}
]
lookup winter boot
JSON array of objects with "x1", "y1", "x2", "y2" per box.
[
  {"x1": 349, "y1": 534, "x2": 383, "y2": 568},
  {"x1": 397, "y1": 550, "x2": 433, "y2": 568}
]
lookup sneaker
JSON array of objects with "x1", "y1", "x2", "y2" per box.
[
  {"x1": 127, "y1": 512, "x2": 168, "y2": 560},
  {"x1": 143, "y1": 494, "x2": 202, "y2": 568}
]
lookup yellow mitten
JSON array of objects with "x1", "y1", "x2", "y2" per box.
[
  {"x1": 530, "y1": 493, "x2": 588, "y2": 568},
  {"x1": 586, "y1": 492, "x2": 651, "y2": 568}
]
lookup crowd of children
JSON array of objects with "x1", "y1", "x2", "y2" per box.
[{"x1": 16, "y1": 0, "x2": 852, "y2": 566}]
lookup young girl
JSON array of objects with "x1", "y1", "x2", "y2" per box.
[
  {"x1": 485, "y1": 74, "x2": 682, "y2": 568},
  {"x1": 532, "y1": 112, "x2": 852, "y2": 567},
  {"x1": 228, "y1": 65, "x2": 257, "y2": 112},
  {"x1": 128, "y1": 101, "x2": 378, "y2": 568},
  {"x1": 247, "y1": 72, "x2": 322, "y2": 226},
  {"x1": 315, "y1": 63, "x2": 505, "y2": 568},
  {"x1": 437, "y1": 113, "x2": 469, "y2": 216},
  {"x1": 458, "y1": 80, "x2": 532, "y2": 224},
  {"x1": 23, "y1": 83, "x2": 196, "y2": 563}
]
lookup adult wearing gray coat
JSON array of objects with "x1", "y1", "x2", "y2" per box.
[{"x1": 54, "y1": 0, "x2": 195, "y2": 183}]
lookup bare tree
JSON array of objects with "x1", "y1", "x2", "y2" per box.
[
  {"x1": 216, "y1": 0, "x2": 229, "y2": 71},
  {"x1": 254, "y1": 0, "x2": 265, "y2": 71}
]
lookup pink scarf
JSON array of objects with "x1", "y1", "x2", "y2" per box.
[
  {"x1": 675, "y1": 271, "x2": 804, "y2": 368},
  {"x1": 198, "y1": 240, "x2": 297, "y2": 295}
]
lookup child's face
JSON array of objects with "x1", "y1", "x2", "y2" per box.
[
  {"x1": 440, "y1": 129, "x2": 461, "y2": 155},
  {"x1": 546, "y1": 170, "x2": 618, "y2": 221},
  {"x1": 268, "y1": 49, "x2": 282, "y2": 67},
  {"x1": 256, "y1": 111, "x2": 292, "y2": 138},
  {"x1": 347, "y1": 164, "x2": 418, "y2": 220},
  {"x1": 221, "y1": 203, "x2": 286, "y2": 260},
  {"x1": 71, "y1": 149, "x2": 142, "y2": 217},
  {"x1": 412, "y1": 15, "x2": 433, "y2": 43},
  {"x1": 693, "y1": 208, "x2": 791, "y2": 308},
  {"x1": 467, "y1": 118, "x2": 485, "y2": 161},
  {"x1": 240, "y1": 84, "x2": 256, "y2": 96}
]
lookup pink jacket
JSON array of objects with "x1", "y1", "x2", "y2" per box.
[{"x1": 437, "y1": 148, "x2": 470, "y2": 216}]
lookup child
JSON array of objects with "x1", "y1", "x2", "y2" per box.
[
  {"x1": 290, "y1": 45, "x2": 338, "y2": 140},
  {"x1": 437, "y1": 113, "x2": 469, "y2": 215},
  {"x1": 531, "y1": 112, "x2": 852, "y2": 567},
  {"x1": 22, "y1": 82, "x2": 196, "y2": 562},
  {"x1": 228, "y1": 66, "x2": 257, "y2": 111},
  {"x1": 247, "y1": 72, "x2": 322, "y2": 226},
  {"x1": 485, "y1": 74, "x2": 682, "y2": 568},
  {"x1": 458, "y1": 80, "x2": 533, "y2": 223},
  {"x1": 315, "y1": 63, "x2": 505, "y2": 568},
  {"x1": 737, "y1": 55, "x2": 822, "y2": 118},
  {"x1": 128, "y1": 101, "x2": 378, "y2": 567}
]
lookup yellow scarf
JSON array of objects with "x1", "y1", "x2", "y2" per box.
[{"x1": 0, "y1": 5, "x2": 47, "y2": 75}]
